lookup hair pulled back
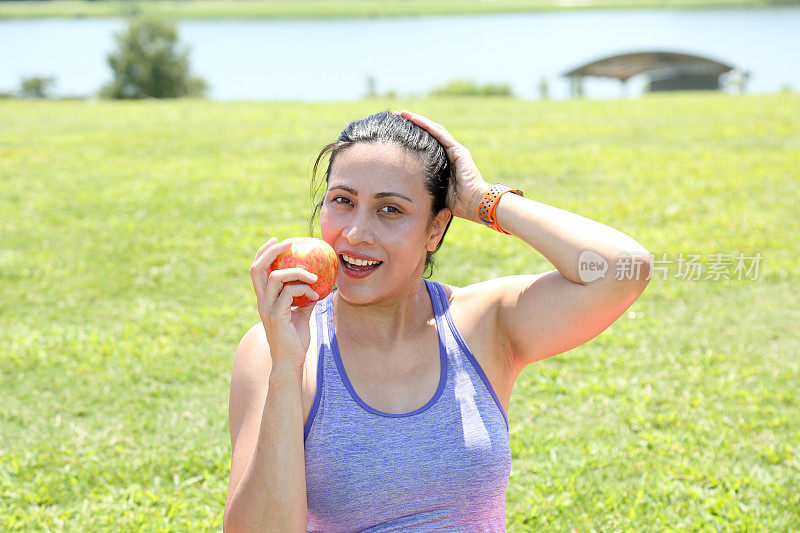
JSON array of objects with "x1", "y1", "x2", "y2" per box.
[{"x1": 309, "y1": 110, "x2": 454, "y2": 279}]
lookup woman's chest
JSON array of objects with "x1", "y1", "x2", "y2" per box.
[
  {"x1": 304, "y1": 399, "x2": 512, "y2": 526},
  {"x1": 335, "y1": 322, "x2": 443, "y2": 414},
  {"x1": 300, "y1": 295, "x2": 517, "y2": 426}
]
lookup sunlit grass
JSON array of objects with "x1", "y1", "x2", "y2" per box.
[{"x1": 1, "y1": 93, "x2": 798, "y2": 530}]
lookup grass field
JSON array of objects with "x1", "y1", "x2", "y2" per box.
[
  {"x1": 1, "y1": 93, "x2": 798, "y2": 530},
  {"x1": 1, "y1": 0, "x2": 796, "y2": 19}
]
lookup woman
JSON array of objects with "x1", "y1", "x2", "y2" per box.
[{"x1": 223, "y1": 110, "x2": 652, "y2": 532}]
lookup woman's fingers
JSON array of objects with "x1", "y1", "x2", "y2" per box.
[
  {"x1": 250, "y1": 239, "x2": 293, "y2": 298},
  {"x1": 252, "y1": 239, "x2": 291, "y2": 272},
  {"x1": 275, "y1": 283, "x2": 319, "y2": 311},
  {"x1": 253, "y1": 237, "x2": 277, "y2": 261},
  {"x1": 250, "y1": 238, "x2": 322, "y2": 308},
  {"x1": 395, "y1": 109, "x2": 460, "y2": 150},
  {"x1": 254, "y1": 236, "x2": 286, "y2": 263},
  {"x1": 264, "y1": 267, "x2": 318, "y2": 305}
]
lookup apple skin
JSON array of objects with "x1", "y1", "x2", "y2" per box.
[{"x1": 267, "y1": 237, "x2": 338, "y2": 307}]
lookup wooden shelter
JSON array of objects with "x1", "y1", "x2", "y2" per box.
[{"x1": 563, "y1": 50, "x2": 745, "y2": 96}]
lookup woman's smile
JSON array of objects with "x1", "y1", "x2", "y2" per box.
[{"x1": 339, "y1": 253, "x2": 383, "y2": 278}]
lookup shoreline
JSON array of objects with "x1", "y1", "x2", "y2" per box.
[{"x1": 1, "y1": 0, "x2": 797, "y2": 20}]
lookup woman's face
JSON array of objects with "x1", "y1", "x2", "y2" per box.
[{"x1": 320, "y1": 142, "x2": 449, "y2": 305}]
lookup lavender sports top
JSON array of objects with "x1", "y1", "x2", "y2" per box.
[{"x1": 304, "y1": 279, "x2": 512, "y2": 532}]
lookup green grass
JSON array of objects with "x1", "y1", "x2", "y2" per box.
[
  {"x1": 0, "y1": 0, "x2": 797, "y2": 20},
  {"x1": 1, "y1": 92, "x2": 798, "y2": 530}
]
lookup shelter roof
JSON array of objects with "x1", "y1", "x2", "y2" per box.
[{"x1": 563, "y1": 51, "x2": 736, "y2": 82}]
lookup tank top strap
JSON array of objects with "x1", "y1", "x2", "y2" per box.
[
  {"x1": 303, "y1": 294, "x2": 333, "y2": 442},
  {"x1": 424, "y1": 279, "x2": 510, "y2": 433},
  {"x1": 424, "y1": 278, "x2": 447, "y2": 330},
  {"x1": 315, "y1": 293, "x2": 330, "y2": 348},
  {"x1": 423, "y1": 278, "x2": 456, "y2": 349}
]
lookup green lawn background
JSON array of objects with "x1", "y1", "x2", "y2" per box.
[{"x1": 1, "y1": 93, "x2": 798, "y2": 530}]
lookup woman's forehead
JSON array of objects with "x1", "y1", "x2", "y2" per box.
[{"x1": 329, "y1": 143, "x2": 426, "y2": 192}]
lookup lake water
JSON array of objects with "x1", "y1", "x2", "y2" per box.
[{"x1": 1, "y1": 7, "x2": 798, "y2": 101}]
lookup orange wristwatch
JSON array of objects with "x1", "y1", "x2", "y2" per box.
[{"x1": 478, "y1": 184, "x2": 524, "y2": 234}]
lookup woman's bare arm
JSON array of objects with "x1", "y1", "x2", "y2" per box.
[
  {"x1": 489, "y1": 193, "x2": 651, "y2": 368},
  {"x1": 393, "y1": 110, "x2": 652, "y2": 371},
  {"x1": 223, "y1": 324, "x2": 307, "y2": 532}
]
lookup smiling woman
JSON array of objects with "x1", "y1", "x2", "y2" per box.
[{"x1": 224, "y1": 110, "x2": 653, "y2": 532}]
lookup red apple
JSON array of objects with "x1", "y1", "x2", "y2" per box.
[{"x1": 268, "y1": 237, "x2": 338, "y2": 307}]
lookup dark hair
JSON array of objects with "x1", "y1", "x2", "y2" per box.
[{"x1": 308, "y1": 110, "x2": 454, "y2": 279}]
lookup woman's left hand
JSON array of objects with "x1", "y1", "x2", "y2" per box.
[{"x1": 394, "y1": 110, "x2": 490, "y2": 223}]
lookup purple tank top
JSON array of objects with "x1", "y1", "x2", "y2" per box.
[{"x1": 303, "y1": 279, "x2": 512, "y2": 532}]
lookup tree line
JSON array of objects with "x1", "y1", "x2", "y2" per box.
[{"x1": 6, "y1": 16, "x2": 546, "y2": 100}]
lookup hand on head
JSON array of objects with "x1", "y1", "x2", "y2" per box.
[{"x1": 392, "y1": 110, "x2": 490, "y2": 223}]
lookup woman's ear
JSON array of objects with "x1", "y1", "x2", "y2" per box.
[{"x1": 426, "y1": 208, "x2": 452, "y2": 252}]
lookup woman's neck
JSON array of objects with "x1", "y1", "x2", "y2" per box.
[{"x1": 333, "y1": 279, "x2": 433, "y2": 350}]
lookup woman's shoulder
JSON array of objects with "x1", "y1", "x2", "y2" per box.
[
  {"x1": 432, "y1": 280, "x2": 457, "y2": 303},
  {"x1": 434, "y1": 277, "x2": 511, "y2": 311},
  {"x1": 429, "y1": 280, "x2": 491, "y2": 329}
]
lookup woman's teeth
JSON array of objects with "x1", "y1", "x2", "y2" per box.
[{"x1": 341, "y1": 253, "x2": 381, "y2": 267}]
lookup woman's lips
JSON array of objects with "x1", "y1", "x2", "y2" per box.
[{"x1": 339, "y1": 254, "x2": 382, "y2": 279}]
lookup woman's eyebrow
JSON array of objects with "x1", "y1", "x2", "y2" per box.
[{"x1": 329, "y1": 185, "x2": 413, "y2": 203}]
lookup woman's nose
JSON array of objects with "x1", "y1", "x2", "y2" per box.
[{"x1": 344, "y1": 211, "x2": 375, "y2": 245}]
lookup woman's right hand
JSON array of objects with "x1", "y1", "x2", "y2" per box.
[{"x1": 250, "y1": 237, "x2": 320, "y2": 371}]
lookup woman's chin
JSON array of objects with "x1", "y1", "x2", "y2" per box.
[{"x1": 335, "y1": 285, "x2": 377, "y2": 305}]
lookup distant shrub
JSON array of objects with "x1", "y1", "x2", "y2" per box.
[
  {"x1": 99, "y1": 16, "x2": 208, "y2": 99},
  {"x1": 428, "y1": 78, "x2": 513, "y2": 97},
  {"x1": 20, "y1": 76, "x2": 56, "y2": 98}
]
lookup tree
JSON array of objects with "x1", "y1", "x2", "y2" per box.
[
  {"x1": 537, "y1": 76, "x2": 549, "y2": 100},
  {"x1": 366, "y1": 74, "x2": 377, "y2": 98},
  {"x1": 20, "y1": 76, "x2": 56, "y2": 98},
  {"x1": 100, "y1": 16, "x2": 208, "y2": 99}
]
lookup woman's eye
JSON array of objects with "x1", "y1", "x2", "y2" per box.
[
  {"x1": 330, "y1": 196, "x2": 400, "y2": 215},
  {"x1": 332, "y1": 196, "x2": 351, "y2": 205}
]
